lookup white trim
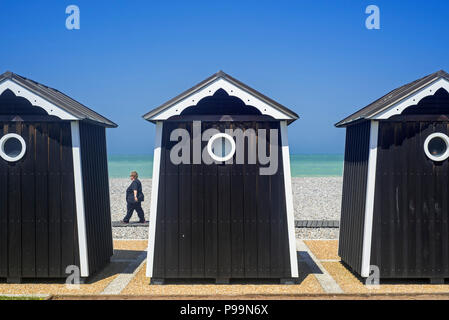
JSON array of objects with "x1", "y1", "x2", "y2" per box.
[
  {"x1": 70, "y1": 121, "x2": 89, "y2": 277},
  {"x1": 424, "y1": 132, "x2": 449, "y2": 162},
  {"x1": 361, "y1": 120, "x2": 379, "y2": 278},
  {"x1": 280, "y1": 121, "x2": 299, "y2": 278},
  {"x1": 0, "y1": 78, "x2": 78, "y2": 120},
  {"x1": 150, "y1": 77, "x2": 294, "y2": 121},
  {"x1": 0, "y1": 133, "x2": 26, "y2": 162},
  {"x1": 207, "y1": 132, "x2": 236, "y2": 162},
  {"x1": 146, "y1": 121, "x2": 163, "y2": 277},
  {"x1": 372, "y1": 77, "x2": 449, "y2": 120}
]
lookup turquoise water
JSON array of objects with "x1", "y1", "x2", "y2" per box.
[
  {"x1": 107, "y1": 154, "x2": 344, "y2": 178},
  {"x1": 108, "y1": 154, "x2": 154, "y2": 178}
]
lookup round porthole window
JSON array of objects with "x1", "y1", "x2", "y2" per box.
[
  {"x1": 0, "y1": 133, "x2": 26, "y2": 162},
  {"x1": 207, "y1": 133, "x2": 236, "y2": 162},
  {"x1": 424, "y1": 133, "x2": 449, "y2": 162}
]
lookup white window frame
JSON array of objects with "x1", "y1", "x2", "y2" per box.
[
  {"x1": 207, "y1": 133, "x2": 236, "y2": 162},
  {"x1": 0, "y1": 133, "x2": 26, "y2": 162},
  {"x1": 424, "y1": 132, "x2": 449, "y2": 162}
]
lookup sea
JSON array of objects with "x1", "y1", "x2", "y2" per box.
[{"x1": 107, "y1": 154, "x2": 344, "y2": 179}]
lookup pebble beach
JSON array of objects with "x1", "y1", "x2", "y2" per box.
[{"x1": 110, "y1": 177, "x2": 342, "y2": 240}]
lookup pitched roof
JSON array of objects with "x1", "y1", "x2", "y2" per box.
[
  {"x1": 143, "y1": 71, "x2": 299, "y2": 123},
  {"x1": 335, "y1": 70, "x2": 449, "y2": 127},
  {"x1": 0, "y1": 71, "x2": 117, "y2": 127}
]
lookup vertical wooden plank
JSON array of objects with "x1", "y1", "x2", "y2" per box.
[
  {"x1": 414, "y1": 122, "x2": 425, "y2": 276},
  {"x1": 257, "y1": 122, "x2": 271, "y2": 278},
  {"x1": 0, "y1": 124, "x2": 8, "y2": 277},
  {"x1": 203, "y1": 122, "x2": 218, "y2": 278},
  {"x1": 404, "y1": 122, "x2": 416, "y2": 276},
  {"x1": 270, "y1": 122, "x2": 283, "y2": 278},
  {"x1": 393, "y1": 123, "x2": 404, "y2": 276},
  {"x1": 230, "y1": 123, "x2": 245, "y2": 278},
  {"x1": 421, "y1": 122, "x2": 433, "y2": 278},
  {"x1": 191, "y1": 122, "x2": 205, "y2": 278},
  {"x1": 178, "y1": 122, "x2": 192, "y2": 277},
  {"x1": 432, "y1": 122, "x2": 445, "y2": 277},
  {"x1": 7, "y1": 123, "x2": 22, "y2": 279},
  {"x1": 21, "y1": 123, "x2": 36, "y2": 277},
  {"x1": 48, "y1": 123, "x2": 62, "y2": 277},
  {"x1": 60, "y1": 123, "x2": 76, "y2": 275},
  {"x1": 381, "y1": 122, "x2": 395, "y2": 277},
  {"x1": 442, "y1": 123, "x2": 449, "y2": 277},
  {"x1": 152, "y1": 128, "x2": 167, "y2": 279},
  {"x1": 35, "y1": 123, "x2": 49, "y2": 277},
  {"x1": 164, "y1": 122, "x2": 179, "y2": 278},
  {"x1": 370, "y1": 123, "x2": 382, "y2": 275},
  {"x1": 278, "y1": 144, "x2": 291, "y2": 279},
  {"x1": 217, "y1": 121, "x2": 231, "y2": 278},
  {"x1": 243, "y1": 122, "x2": 258, "y2": 277},
  {"x1": 82, "y1": 123, "x2": 99, "y2": 272}
]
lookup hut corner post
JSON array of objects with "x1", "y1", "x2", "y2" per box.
[
  {"x1": 361, "y1": 120, "x2": 379, "y2": 278},
  {"x1": 70, "y1": 121, "x2": 90, "y2": 277},
  {"x1": 146, "y1": 121, "x2": 163, "y2": 278},
  {"x1": 280, "y1": 121, "x2": 299, "y2": 278}
]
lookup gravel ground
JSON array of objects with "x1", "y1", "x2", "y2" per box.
[
  {"x1": 293, "y1": 177, "x2": 342, "y2": 220},
  {"x1": 109, "y1": 177, "x2": 343, "y2": 239}
]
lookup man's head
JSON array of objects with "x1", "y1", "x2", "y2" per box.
[{"x1": 130, "y1": 171, "x2": 138, "y2": 180}]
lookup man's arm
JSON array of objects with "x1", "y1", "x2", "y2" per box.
[{"x1": 132, "y1": 181, "x2": 138, "y2": 202}]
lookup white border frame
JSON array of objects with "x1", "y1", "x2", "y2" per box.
[
  {"x1": 0, "y1": 78, "x2": 78, "y2": 120},
  {"x1": 361, "y1": 120, "x2": 379, "y2": 278},
  {"x1": 71, "y1": 121, "x2": 90, "y2": 277},
  {"x1": 146, "y1": 121, "x2": 163, "y2": 277},
  {"x1": 0, "y1": 133, "x2": 26, "y2": 162},
  {"x1": 150, "y1": 77, "x2": 294, "y2": 121},
  {"x1": 207, "y1": 133, "x2": 236, "y2": 162},
  {"x1": 280, "y1": 121, "x2": 299, "y2": 278},
  {"x1": 424, "y1": 132, "x2": 449, "y2": 162}
]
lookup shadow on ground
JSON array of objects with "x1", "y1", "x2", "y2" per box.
[{"x1": 0, "y1": 249, "x2": 147, "y2": 285}]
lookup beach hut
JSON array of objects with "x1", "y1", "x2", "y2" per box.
[
  {"x1": 144, "y1": 71, "x2": 299, "y2": 283},
  {"x1": 0, "y1": 71, "x2": 117, "y2": 283},
  {"x1": 336, "y1": 70, "x2": 449, "y2": 283}
]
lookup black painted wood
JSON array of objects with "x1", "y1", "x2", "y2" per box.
[
  {"x1": 152, "y1": 120, "x2": 292, "y2": 279},
  {"x1": 0, "y1": 122, "x2": 79, "y2": 279},
  {"x1": 79, "y1": 122, "x2": 114, "y2": 276},
  {"x1": 338, "y1": 121, "x2": 370, "y2": 275},
  {"x1": 370, "y1": 121, "x2": 449, "y2": 279}
]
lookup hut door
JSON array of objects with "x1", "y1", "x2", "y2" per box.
[
  {"x1": 0, "y1": 122, "x2": 78, "y2": 279},
  {"x1": 152, "y1": 120, "x2": 292, "y2": 279},
  {"x1": 371, "y1": 121, "x2": 449, "y2": 278}
]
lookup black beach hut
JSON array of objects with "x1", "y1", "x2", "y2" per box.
[
  {"x1": 337, "y1": 70, "x2": 449, "y2": 283},
  {"x1": 0, "y1": 71, "x2": 117, "y2": 282},
  {"x1": 143, "y1": 71, "x2": 299, "y2": 283}
]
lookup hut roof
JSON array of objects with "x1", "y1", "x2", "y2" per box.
[
  {"x1": 0, "y1": 71, "x2": 117, "y2": 127},
  {"x1": 143, "y1": 71, "x2": 299, "y2": 124},
  {"x1": 336, "y1": 70, "x2": 449, "y2": 127}
]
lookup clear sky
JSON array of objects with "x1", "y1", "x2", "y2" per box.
[{"x1": 1, "y1": 0, "x2": 448, "y2": 154}]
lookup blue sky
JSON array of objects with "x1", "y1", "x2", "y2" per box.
[{"x1": 0, "y1": 0, "x2": 448, "y2": 154}]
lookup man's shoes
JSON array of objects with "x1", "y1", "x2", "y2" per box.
[
  {"x1": 121, "y1": 220, "x2": 129, "y2": 224},
  {"x1": 139, "y1": 220, "x2": 147, "y2": 224}
]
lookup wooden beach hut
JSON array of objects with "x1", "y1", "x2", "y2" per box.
[
  {"x1": 0, "y1": 71, "x2": 117, "y2": 282},
  {"x1": 144, "y1": 71, "x2": 299, "y2": 283},
  {"x1": 337, "y1": 70, "x2": 449, "y2": 283}
]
